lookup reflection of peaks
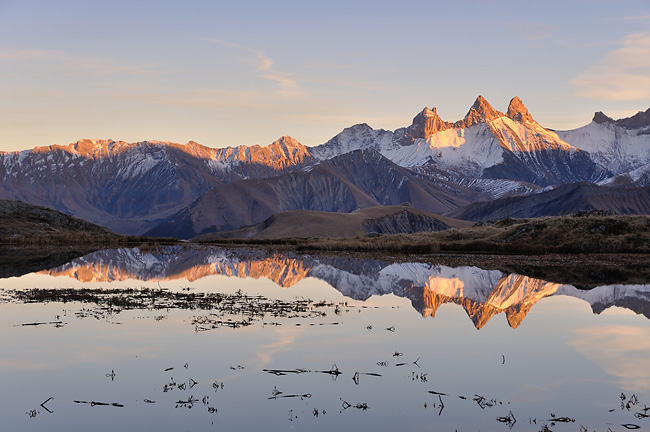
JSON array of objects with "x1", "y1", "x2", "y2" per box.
[
  {"x1": 211, "y1": 258, "x2": 310, "y2": 287},
  {"x1": 42, "y1": 253, "x2": 311, "y2": 287},
  {"x1": 38, "y1": 247, "x2": 650, "y2": 327},
  {"x1": 422, "y1": 274, "x2": 561, "y2": 329}
]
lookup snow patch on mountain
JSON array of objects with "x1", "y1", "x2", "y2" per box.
[
  {"x1": 558, "y1": 121, "x2": 650, "y2": 175},
  {"x1": 490, "y1": 117, "x2": 576, "y2": 153},
  {"x1": 384, "y1": 123, "x2": 505, "y2": 174},
  {"x1": 310, "y1": 124, "x2": 396, "y2": 161}
]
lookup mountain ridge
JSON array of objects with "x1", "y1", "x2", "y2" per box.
[{"x1": 1, "y1": 96, "x2": 649, "y2": 236}]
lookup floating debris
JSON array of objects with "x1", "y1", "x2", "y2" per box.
[
  {"x1": 20, "y1": 321, "x2": 64, "y2": 327},
  {"x1": 496, "y1": 410, "x2": 517, "y2": 429},
  {"x1": 40, "y1": 397, "x2": 53, "y2": 413},
  {"x1": 395, "y1": 357, "x2": 420, "y2": 367},
  {"x1": 316, "y1": 364, "x2": 341, "y2": 377},
  {"x1": 547, "y1": 413, "x2": 575, "y2": 423},
  {"x1": 175, "y1": 396, "x2": 198, "y2": 408},
  {"x1": 74, "y1": 400, "x2": 124, "y2": 408},
  {"x1": 473, "y1": 394, "x2": 498, "y2": 409},
  {"x1": 268, "y1": 386, "x2": 311, "y2": 400},
  {"x1": 263, "y1": 368, "x2": 310, "y2": 376},
  {"x1": 341, "y1": 399, "x2": 369, "y2": 411},
  {"x1": 6, "y1": 287, "x2": 333, "y2": 330}
]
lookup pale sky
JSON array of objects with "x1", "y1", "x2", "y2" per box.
[{"x1": 0, "y1": 0, "x2": 649, "y2": 151}]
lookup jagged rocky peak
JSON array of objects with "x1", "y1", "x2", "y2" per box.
[
  {"x1": 272, "y1": 135, "x2": 304, "y2": 148},
  {"x1": 66, "y1": 138, "x2": 133, "y2": 158},
  {"x1": 616, "y1": 107, "x2": 650, "y2": 130},
  {"x1": 408, "y1": 106, "x2": 450, "y2": 139},
  {"x1": 506, "y1": 96, "x2": 535, "y2": 123},
  {"x1": 345, "y1": 123, "x2": 374, "y2": 133},
  {"x1": 593, "y1": 111, "x2": 614, "y2": 124},
  {"x1": 256, "y1": 135, "x2": 312, "y2": 163},
  {"x1": 456, "y1": 95, "x2": 504, "y2": 128},
  {"x1": 592, "y1": 108, "x2": 650, "y2": 130}
]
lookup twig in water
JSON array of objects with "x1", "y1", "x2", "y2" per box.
[
  {"x1": 395, "y1": 357, "x2": 420, "y2": 368},
  {"x1": 262, "y1": 368, "x2": 310, "y2": 376},
  {"x1": 40, "y1": 397, "x2": 53, "y2": 414}
]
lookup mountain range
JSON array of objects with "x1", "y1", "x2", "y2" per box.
[{"x1": 1, "y1": 96, "x2": 649, "y2": 238}]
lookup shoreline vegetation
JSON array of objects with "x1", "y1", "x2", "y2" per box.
[
  {"x1": 198, "y1": 213, "x2": 650, "y2": 255},
  {"x1": 3, "y1": 198, "x2": 650, "y2": 284}
]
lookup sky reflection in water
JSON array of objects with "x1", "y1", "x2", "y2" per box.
[{"x1": 1, "y1": 246, "x2": 650, "y2": 431}]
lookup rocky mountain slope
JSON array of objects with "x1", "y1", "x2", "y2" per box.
[
  {"x1": 448, "y1": 183, "x2": 650, "y2": 221},
  {"x1": 145, "y1": 149, "x2": 475, "y2": 238},
  {"x1": 1, "y1": 96, "x2": 649, "y2": 237},
  {"x1": 0, "y1": 137, "x2": 312, "y2": 234}
]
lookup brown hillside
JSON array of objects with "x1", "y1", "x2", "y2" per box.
[{"x1": 194, "y1": 205, "x2": 471, "y2": 241}]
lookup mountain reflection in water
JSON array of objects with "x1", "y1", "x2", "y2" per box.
[{"x1": 37, "y1": 246, "x2": 650, "y2": 329}]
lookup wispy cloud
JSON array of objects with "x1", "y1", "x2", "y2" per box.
[
  {"x1": 508, "y1": 22, "x2": 558, "y2": 41},
  {"x1": 0, "y1": 49, "x2": 158, "y2": 77},
  {"x1": 605, "y1": 13, "x2": 650, "y2": 22},
  {"x1": 0, "y1": 49, "x2": 52, "y2": 61},
  {"x1": 202, "y1": 37, "x2": 303, "y2": 97},
  {"x1": 572, "y1": 32, "x2": 650, "y2": 100}
]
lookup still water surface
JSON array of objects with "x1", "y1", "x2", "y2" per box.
[{"x1": 1, "y1": 246, "x2": 650, "y2": 431}]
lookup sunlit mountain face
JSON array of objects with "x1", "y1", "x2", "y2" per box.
[{"x1": 36, "y1": 246, "x2": 650, "y2": 329}]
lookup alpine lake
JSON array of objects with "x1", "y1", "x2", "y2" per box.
[{"x1": 2, "y1": 245, "x2": 650, "y2": 432}]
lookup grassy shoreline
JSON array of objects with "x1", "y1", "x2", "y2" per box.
[{"x1": 197, "y1": 213, "x2": 650, "y2": 255}]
